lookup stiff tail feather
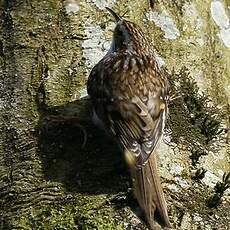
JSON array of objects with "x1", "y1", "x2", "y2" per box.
[{"x1": 131, "y1": 153, "x2": 170, "y2": 229}]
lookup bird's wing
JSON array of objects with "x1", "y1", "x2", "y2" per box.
[
  {"x1": 107, "y1": 95, "x2": 166, "y2": 167},
  {"x1": 87, "y1": 53, "x2": 167, "y2": 167}
]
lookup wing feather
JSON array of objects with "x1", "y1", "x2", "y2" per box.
[
  {"x1": 108, "y1": 96, "x2": 166, "y2": 167},
  {"x1": 87, "y1": 52, "x2": 168, "y2": 167}
]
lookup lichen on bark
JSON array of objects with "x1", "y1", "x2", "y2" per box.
[{"x1": 0, "y1": 0, "x2": 229, "y2": 229}]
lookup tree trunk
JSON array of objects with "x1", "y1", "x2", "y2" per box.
[{"x1": 0, "y1": 0, "x2": 229, "y2": 229}]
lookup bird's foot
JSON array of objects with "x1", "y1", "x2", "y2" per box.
[{"x1": 169, "y1": 93, "x2": 182, "y2": 102}]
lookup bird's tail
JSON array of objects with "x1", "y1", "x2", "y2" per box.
[{"x1": 130, "y1": 152, "x2": 170, "y2": 229}]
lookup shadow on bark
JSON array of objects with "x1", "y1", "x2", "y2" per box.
[{"x1": 36, "y1": 99, "x2": 129, "y2": 195}]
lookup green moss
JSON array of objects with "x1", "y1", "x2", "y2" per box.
[
  {"x1": 2, "y1": 1, "x2": 229, "y2": 229},
  {"x1": 17, "y1": 195, "x2": 125, "y2": 230},
  {"x1": 166, "y1": 67, "x2": 224, "y2": 164}
]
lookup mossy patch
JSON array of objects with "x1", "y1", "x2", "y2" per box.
[
  {"x1": 16, "y1": 195, "x2": 125, "y2": 230},
  {"x1": 166, "y1": 67, "x2": 225, "y2": 164}
]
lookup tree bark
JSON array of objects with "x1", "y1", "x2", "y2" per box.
[{"x1": 0, "y1": 0, "x2": 229, "y2": 229}]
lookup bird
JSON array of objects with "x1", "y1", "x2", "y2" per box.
[{"x1": 87, "y1": 7, "x2": 170, "y2": 229}]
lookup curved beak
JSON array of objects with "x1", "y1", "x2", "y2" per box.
[{"x1": 105, "y1": 7, "x2": 122, "y2": 22}]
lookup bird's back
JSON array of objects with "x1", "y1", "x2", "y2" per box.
[
  {"x1": 88, "y1": 50, "x2": 168, "y2": 163},
  {"x1": 87, "y1": 10, "x2": 170, "y2": 228}
]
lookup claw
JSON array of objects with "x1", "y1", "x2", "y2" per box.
[{"x1": 169, "y1": 94, "x2": 182, "y2": 102}]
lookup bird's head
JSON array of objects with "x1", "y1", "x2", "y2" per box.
[{"x1": 106, "y1": 7, "x2": 152, "y2": 55}]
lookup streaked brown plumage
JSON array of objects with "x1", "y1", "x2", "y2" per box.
[{"x1": 87, "y1": 8, "x2": 170, "y2": 229}]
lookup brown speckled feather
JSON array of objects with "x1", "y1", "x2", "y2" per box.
[
  {"x1": 88, "y1": 51, "x2": 168, "y2": 163},
  {"x1": 87, "y1": 9, "x2": 170, "y2": 229}
]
